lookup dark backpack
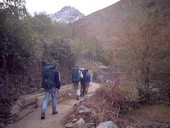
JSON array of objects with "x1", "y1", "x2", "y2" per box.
[
  {"x1": 71, "y1": 67, "x2": 81, "y2": 83},
  {"x1": 42, "y1": 64, "x2": 56, "y2": 89},
  {"x1": 82, "y1": 70, "x2": 90, "y2": 83}
]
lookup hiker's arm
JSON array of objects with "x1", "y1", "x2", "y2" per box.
[{"x1": 54, "y1": 71, "x2": 61, "y2": 89}]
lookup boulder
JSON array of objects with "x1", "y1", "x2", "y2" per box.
[
  {"x1": 96, "y1": 121, "x2": 118, "y2": 128},
  {"x1": 76, "y1": 118, "x2": 85, "y2": 128}
]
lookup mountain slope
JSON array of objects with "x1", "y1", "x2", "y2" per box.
[
  {"x1": 49, "y1": 6, "x2": 85, "y2": 23},
  {"x1": 70, "y1": 0, "x2": 170, "y2": 49}
]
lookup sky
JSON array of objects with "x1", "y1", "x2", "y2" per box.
[{"x1": 26, "y1": 0, "x2": 120, "y2": 16}]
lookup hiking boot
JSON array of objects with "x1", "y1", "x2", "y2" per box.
[
  {"x1": 41, "y1": 112, "x2": 45, "y2": 120},
  {"x1": 77, "y1": 96, "x2": 79, "y2": 100},
  {"x1": 52, "y1": 111, "x2": 58, "y2": 115}
]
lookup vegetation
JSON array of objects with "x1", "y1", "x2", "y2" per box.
[
  {"x1": 118, "y1": 0, "x2": 170, "y2": 103},
  {"x1": 0, "y1": 0, "x2": 76, "y2": 125},
  {"x1": 94, "y1": 0, "x2": 170, "y2": 103},
  {"x1": 0, "y1": 0, "x2": 170, "y2": 126}
]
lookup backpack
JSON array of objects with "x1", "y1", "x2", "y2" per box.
[
  {"x1": 42, "y1": 64, "x2": 56, "y2": 89},
  {"x1": 82, "y1": 70, "x2": 90, "y2": 83},
  {"x1": 71, "y1": 67, "x2": 81, "y2": 83}
]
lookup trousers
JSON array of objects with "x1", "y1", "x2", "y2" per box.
[{"x1": 41, "y1": 88, "x2": 57, "y2": 113}]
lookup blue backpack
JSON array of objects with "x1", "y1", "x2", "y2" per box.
[
  {"x1": 71, "y1": 67, "x2": 81, "y2": 83},
  {"x1": 42, "y1": 64, "x2": 56, "y2": 89}
]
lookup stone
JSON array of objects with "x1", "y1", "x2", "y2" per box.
[
  {"x1": 76, "y1": 118, "x2": 85, "y2": 128},
  {"x1": 10, "y1": 104, "x2": 21, "y2": 115},
  {"x1": 78, "y1": 105, "x2": 91, "y2": 114},
  {"x1": 84, "y1": 123, "x2": 96, "y2": 128},
  {"x1": 68, "y1": 93, "x2": 73, "y2": 97},
  {"x1": 96, "y1": 121, "x2": 118, "y2": 128},
  {"x1": 10, "y1": 99, "x2": 23, "y2": 115},
  {"x1": 65, "y1": 122, "x2": 76, "y2": 128},
  {"x1": 72, "y1": 119, "x2": 78, "y2": 123}
]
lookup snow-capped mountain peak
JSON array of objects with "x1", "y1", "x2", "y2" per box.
[{"x1": 49, "y1": 6, "x2": 85, "y2": 23}]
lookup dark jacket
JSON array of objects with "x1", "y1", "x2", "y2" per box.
[{"x1": 82, "y1": 70, "x2": 91, "y2": 83}]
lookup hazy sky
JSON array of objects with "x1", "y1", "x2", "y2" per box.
[{"x1": 26, "y1": 0, "x2": 120, "y2": 15}]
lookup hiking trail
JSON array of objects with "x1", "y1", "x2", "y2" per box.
[{"x1": 6, "y1": 82, "x2": 100, "y2": 128}]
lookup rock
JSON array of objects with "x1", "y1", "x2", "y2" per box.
[
  {"x1": 76, "y1": 118, "x2": 85, "y2": 128},
  {"x1": 10, "y1": 99, "x2": 24, "y2": 115},
  {"x1": 78, "y1": 105, "x2": 91, "y2": 114},
  {"x1": 10, "y1": 104, "x2": 21, "y2": 115},
  {"x1": 72, "y1": 119, "x2": 78, "y2": 123},
  {"x1": 68, "y1": 93, "x2": 73, "y2": 97},
  {"x1": 84, "y1": 123, "x2": 96, "y2": 128},
  {"x1": 96, "y1": 121, "x2": 118, "y2": 128},
  {"x1": 65, "y1": 122, "x2": 76, "y2": 128}
]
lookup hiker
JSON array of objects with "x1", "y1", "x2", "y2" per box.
[
  {"x1": 82, "y1": 69, "x2": 91, "y2": 96},
  {"x1": 71, "y1": 66, "x2": 83, "y2": 100},
  {"x1": 41, "y1": 63, "x2": 61, "y2": 120},
  {"x1": 80, "y1": 68, "x2": 85, "y2": 97}
]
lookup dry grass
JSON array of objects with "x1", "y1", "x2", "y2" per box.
[{"x1": 64, "y1": 81, "x2": 140, "y2": 125}]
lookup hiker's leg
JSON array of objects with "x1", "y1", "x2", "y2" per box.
[
  {"x1": 42, "y1": 91, "x2": 50, "y2": 113},
  {"x1": 86, "y1": 83, "x2": 90, "y2": 95},
  {"x1": 80, "y1": 82, "x2": 83, "y2": 96},
  {"x1": 51, "y1": 91, "x2": 57, "y2": 113},
  {"x1": 73, "y1": 83, "x2": 77, "y2": 95},
  {"x1": 82, "y1": 83, "x2": 86, "y2": 96},
  {"x1": 76, "y1": 82, "x2": 81, "y2": 100}
]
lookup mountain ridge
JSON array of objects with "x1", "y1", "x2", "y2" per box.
[{"x1": 49, "y1": 6, "x2": 85, "y2": 23}]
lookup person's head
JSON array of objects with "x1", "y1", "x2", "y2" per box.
[
  {"x1": 42, "y1": 61, "x2": 46, "y2": 66},
  {"x1": 74, "y1": 65, "x2": 79, "y2": 68}
]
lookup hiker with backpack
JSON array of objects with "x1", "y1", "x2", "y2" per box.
[
  {"x1": 71, "y1": 66, "x2": 83, "y2": 100},
  {"x1": 80, "y1": 68, "x2": 85, "y2": 97},
  {"x1": 81, "y1": 69, "x2": 91, "y2": 96},
  {"x1": 41, "y1": 63, "x2": 61, "y2": 120}
]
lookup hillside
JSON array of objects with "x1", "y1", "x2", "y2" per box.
[{"x1": 70, "y1": 0, "x2": 170, "y2": 49}]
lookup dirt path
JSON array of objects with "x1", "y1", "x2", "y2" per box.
[{"x1": 6, "y1": 82, "x2": 100, "y2": 128}]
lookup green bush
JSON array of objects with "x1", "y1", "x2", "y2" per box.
[{"x1": 0, "y1": 7, "x2": 35, "y2": 74}]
